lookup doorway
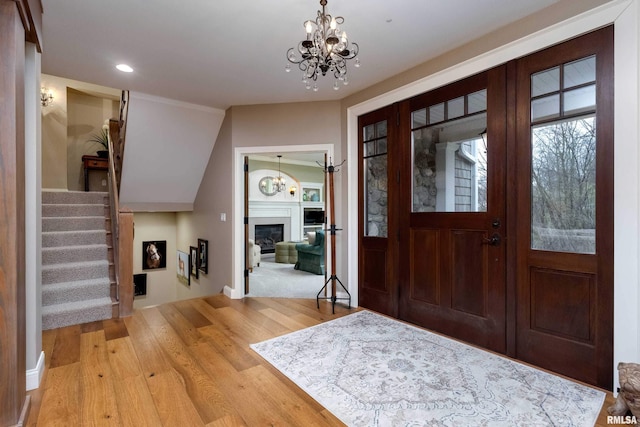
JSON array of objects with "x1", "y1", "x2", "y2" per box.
[
  {"x1": 357, "y1": 27, "x2": 613, "y2": 389},
  {"x1": 233, "y1": 146, "x2": 332, "y2": 299}
]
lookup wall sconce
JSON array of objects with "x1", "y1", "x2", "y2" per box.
[
  {"x1": 289, "y1": 185, "x2": 297, "y2": 197},
  {"x1": 41, "y1": 87, "x2": 54, "y2": 107}
]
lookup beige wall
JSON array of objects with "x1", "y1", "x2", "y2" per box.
[
  {"x1": 249, "y1": 159, "x2": 325, "y2": 185},
  {"x1": 341, "y1": 0, "x2": 613, "y2": 112},
  {"x1": 186, "y1": 101, "x2": 341, "y2": 295},
  {"x1": 132, "y1": 212, "x2": 179, "y2": 309},
  {"x1": 40, "y1": 74, "x2": 119, "y2": 190},
  {"x1": 180, "y1": 107, "x2": 234, "y2": 295},
  {"x1": 67, "y1": 88, "x2": 118, "y2": 191},
  {"x1": 41, "y1": 77, "x2": 68, "y2": 190}
]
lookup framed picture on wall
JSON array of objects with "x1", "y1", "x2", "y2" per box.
[
  {"x1": 198, "y1": 238, "x2": 208, "y2": 274},
  {"x1": 190, "y1": 246, "x2": 199, "y2": 279},
  {"x1": 177, "y1": 250, "x2": 190, "y2": 287},
  {"x1": 133, "y1": 273, "x2": 147, "y2": 296},
  {"x1": 142, "y1": 240, "x2": 166, "y2": 270}
]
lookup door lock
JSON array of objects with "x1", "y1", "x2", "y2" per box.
[{"x1": 482, "y1": 233, "x2": 502, "y2": 246}]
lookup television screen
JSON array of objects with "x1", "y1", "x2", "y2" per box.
[{"x1": 304, "y1": 209, "x2": 325, "y2": 225}]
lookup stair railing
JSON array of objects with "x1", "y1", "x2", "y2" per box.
[{"x1": 107, "y1": 90, "x2": 134, "y2": 317}]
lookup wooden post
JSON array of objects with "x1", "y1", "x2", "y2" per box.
[
  {"x1": 316, "y1": 160, "x2": 351, "y2": 313},
  {"x1": 0, "y1": 1, "x2": 35, "y2": 425},
  {"x1": 327, "y1": 166, "x2": 337, "y2": 297},
  {"x1": 117, "y1": 208, "x2": 135, "y2": 316}
]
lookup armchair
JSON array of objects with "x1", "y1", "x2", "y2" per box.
[
  {"x1": 294, "y1": 230, "x2": 325, "y2": 275},
  {"x1": 248, "y1": 239, "x2": 261, "y2": 272}
]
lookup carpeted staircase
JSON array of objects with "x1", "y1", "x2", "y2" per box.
[{"x1": 42, "y1": 191, "x2": 114, "y2": 330}]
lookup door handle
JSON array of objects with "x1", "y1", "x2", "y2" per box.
[{"x1": 482, "y1": 233, "x2": 501, "y2": 246}]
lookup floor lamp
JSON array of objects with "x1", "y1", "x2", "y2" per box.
[{"x1": 317, "y1": 159, "x2": 351, "y2": 313}]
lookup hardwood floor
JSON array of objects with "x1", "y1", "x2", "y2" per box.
[{"x1": 26, "y1": 295, "x2": 617, "y2": 426}]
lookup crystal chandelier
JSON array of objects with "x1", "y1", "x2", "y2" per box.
[
  {"x1": 273, "y1": 155, "x2": 287, "y2": 192},
  {"x1": 285, "y1": 0, "x2": 360, "y2": 91}
]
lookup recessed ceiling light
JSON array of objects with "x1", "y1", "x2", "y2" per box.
[{"x1": 116, "y1": 64, "x2": 133, "y2": 73}]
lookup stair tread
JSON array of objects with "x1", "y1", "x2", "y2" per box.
[
  {"x1": 43, "y1": 215, "x2": 106, "y2": 219},
  {"x1": 42, "y1": 228, "x2": 107, "y2": 236},
  {"x1": 42, "y1": 276, "x2": 111, "y2": 287},
  {"x1": 43, "y1": 243, "x2": 108, "y2": 251},
  {"x1": 41, "y1": 297, "x2": 112, "y2": 314},
  {"x1": 42, "y1": 259, "x2": 109, "y2": 271}
]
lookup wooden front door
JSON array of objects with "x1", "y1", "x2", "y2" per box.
[
  {"x1": 397, "y1": 68, "x2": 508, "y2": 353},
  {"x1": 357, "y1": 27, "x2": 613, "y2": 389},
  {"x1": 514, "y1": 27, "x2": 613, "y2": 389}
]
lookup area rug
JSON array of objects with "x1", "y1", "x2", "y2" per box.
[
  {"x1": 250, "y1": 310, "x2": 605, "y2": 426},
  {"x1": 247, "y1": 255, "x2": 324, "y2": 298}
]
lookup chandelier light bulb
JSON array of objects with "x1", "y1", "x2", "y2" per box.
[{"x1": 285, "y1": 0, "x2": 360, "y2": 91}]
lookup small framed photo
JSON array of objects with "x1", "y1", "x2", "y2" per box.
[
  {"x1": 198, "y1": 238, "x2": 208, "y2": 274},
  {"x1": 142, "y1": 240, "x2": 166, "y2": 270},
  {"x1": 190, "y1": 246, "x2": 199, "y2": 279},
  {"x1": 177, "y1": 250, "x2": 190, "y2": 286},
  {"x1": 133, "y1": 273, "x2": 147, "y2": 296}
]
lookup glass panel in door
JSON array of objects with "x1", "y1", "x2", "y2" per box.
[
  {"x1": 363, "y1": 120, "x2": 388, "y2": 237},
  {"x1": 530, "y1": 56, "x2": 597, "y2": 254},
  {"x1": 412, "y1": 90, "x2": 488, "y2": 213}
]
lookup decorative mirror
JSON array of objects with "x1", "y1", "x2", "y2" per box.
[{"x1": 259, "y1": 176, "x2": 278, "y2": 196}]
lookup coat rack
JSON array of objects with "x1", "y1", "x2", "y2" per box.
[{"x1": 317, "y1": 158, "x2": 351, "y2": 313}]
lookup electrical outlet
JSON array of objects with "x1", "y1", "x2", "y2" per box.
[
  {"x1": 101, "y1": 179, "x2": 107, "y2": 186},
  {"x1": 220, "y1": 213, "x2": 226, "y2": 222}
]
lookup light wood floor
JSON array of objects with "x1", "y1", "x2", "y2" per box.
[{"x1": 26, "y1": 295, "x2": 617, "y2": 426}]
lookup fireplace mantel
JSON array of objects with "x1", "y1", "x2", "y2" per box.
[{"x1": 249, "y1": 200, "x2": 302, "y2": 242}]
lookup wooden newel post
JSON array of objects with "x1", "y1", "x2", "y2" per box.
[{"x1": 317, "y1": 159, "x2": 351, "y2": 313}]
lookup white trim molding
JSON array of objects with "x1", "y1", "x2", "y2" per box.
[
  {"x1": 26, "y1": 351, "x2": 45, "y2": 391},
  {"x1": 228, "y1": 144, "x2": 334, "y2": 300}
]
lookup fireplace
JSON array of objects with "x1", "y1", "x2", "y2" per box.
[{"x1": 255, "y1": 224, "x2": 284, "y2": 254}]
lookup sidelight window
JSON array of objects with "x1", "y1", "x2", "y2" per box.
[
  {"x1": 530, "y1": 56, "x2": 597, "y2": 254},
  {"x1": 363, "y1": 120, "x2": 388, "y2": 237}
]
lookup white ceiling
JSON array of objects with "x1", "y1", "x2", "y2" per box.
[{"x1": 40, "y1": 0, "x2": 561, "y2": 111}]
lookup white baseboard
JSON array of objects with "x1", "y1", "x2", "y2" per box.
[
  {"x1": 26, "y1": 351, "x2": 45, "y2": 391},
  {"x1": 224, "y1": 284, "x2": 243, "y2": 299}
]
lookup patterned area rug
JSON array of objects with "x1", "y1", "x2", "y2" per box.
[{"x1": 251, "y1": 311, "x2": 605, "y2": 426}]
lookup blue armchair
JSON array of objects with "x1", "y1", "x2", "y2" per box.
[{"x1": 294, "y1": 230, "x2": 325, "y2": 275}]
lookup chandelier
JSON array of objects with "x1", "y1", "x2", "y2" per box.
[
  {"x1": 273, "y1": 155, "x2": 286, "y2": 192},
  {"x1": 285, "y1": 0, "x2": 360, "y2": 91}
]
